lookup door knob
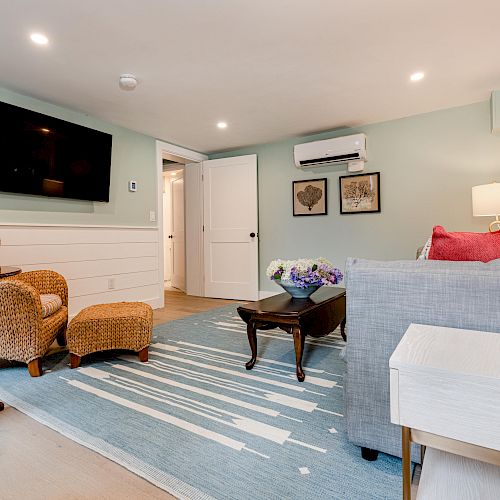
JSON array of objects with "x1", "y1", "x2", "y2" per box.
[{"x1": 250, "y1": 232, "x2": 256, "y2": 238}]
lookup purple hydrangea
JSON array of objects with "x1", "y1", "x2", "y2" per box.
[{"x1": 267, "y1": 258, "x2": 343, "y2": 289}]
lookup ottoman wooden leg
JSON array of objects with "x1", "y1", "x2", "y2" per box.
[
  {"x1": 28, "y1": 358, "x2": 42, "y2": 377},
  {"x1": 138, "y1": 347, "x2": 149, "y2": 362},
  {"x1": 70, "y1": 354, "x2": 81, "y2": 369}
]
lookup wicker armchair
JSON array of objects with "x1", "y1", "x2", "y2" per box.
[{"x1": 0, "y1": 270, "x2": 68, "y2": 377}]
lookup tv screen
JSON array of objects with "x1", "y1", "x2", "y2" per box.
[{"x1": 0, "y1": 101, "x2": 112, "y2": 202}]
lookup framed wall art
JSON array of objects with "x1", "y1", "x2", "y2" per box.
[
  {"x1": 339, "y1": 172, "x2": 380, "y2": 214},
  {"x1": 293, "y1": 178, "x2": 327, "y2": 216}
]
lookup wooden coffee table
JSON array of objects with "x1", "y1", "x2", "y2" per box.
[{"x1": 237, "y1": 287, "x2": 346, "y2": 382}]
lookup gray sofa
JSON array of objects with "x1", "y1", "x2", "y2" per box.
[{"x1": 344, "y1": 257, "x2": 500, "y2": 462}]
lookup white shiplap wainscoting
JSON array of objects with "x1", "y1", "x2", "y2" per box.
[{"x1": 0, "y1": 224, "x2": 163, "y2": 317}]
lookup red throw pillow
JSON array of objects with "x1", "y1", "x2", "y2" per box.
[{"x1": 428, "y1": 225, "x2": 500, "y2": 262}]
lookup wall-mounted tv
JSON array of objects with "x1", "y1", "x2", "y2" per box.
[{"x1": 0, "y1": 101, "x2": 112, "y2": 202}]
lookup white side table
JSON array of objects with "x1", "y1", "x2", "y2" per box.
[{"x1": 389, "y1": 323, "x2": 500, "y2": 500}]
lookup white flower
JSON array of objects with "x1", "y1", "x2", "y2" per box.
[
  {"x1": 267, "y1": 257, "x2": 340, "y2": 286},
  {"x1": 266, "y1": 259, "x2": 285, "y2": 278}
]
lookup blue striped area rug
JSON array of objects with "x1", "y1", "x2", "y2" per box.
[{"x1": 0, "y1": 305, "x2": 402, "y2": 499}]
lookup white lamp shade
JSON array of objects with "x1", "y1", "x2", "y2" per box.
[{"x1": 472, "y1": 182, "x2": 500, "y2": 217}]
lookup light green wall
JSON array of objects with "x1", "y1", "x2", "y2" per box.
[
  {"x1": 211, "y1": 100, "x2": 500, "y2": 292},
  {"x1": 0, "y1": 87, "x2": 157, "y2": 226}
]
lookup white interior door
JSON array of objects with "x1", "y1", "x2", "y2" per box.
[
  {"x1": 171, "y1": 174, "x2": 186, "y2": 291},
  {"x1": 184, "y1": 162, "x2": 204, "y2": 297},
  {"x1": 162, "y1": 190, "x2": 172, "y2": 282},
  {"x1": 203, "y1": 154, "x2": 258, "y2": 300}
]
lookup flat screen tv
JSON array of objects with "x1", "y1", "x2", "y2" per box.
[{"x1": 0, "y1": 101, "x2": 112, "y2": 202}]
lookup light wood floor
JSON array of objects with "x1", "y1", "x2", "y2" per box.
[
  {"x1": 0, "y1": 291, "x2": 236, "y2": 500},
  {"x1": 153, "y1": 289, "x2": 236, "y2": 325}
]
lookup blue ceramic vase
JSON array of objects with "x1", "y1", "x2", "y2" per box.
[{"x1": 279, "y1": 283, "x2": 322, "y2": 299}]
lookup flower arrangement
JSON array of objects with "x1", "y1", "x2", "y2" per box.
[{"x1": 266, "y1": 257, "x2": 343, "y2": 289}]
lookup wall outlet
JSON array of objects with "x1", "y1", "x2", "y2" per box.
[
  {"x1": 108, "y1": 278, "x2": 115, "y2": 290},
  {"x1": 149, "y1": 210, "x2": 156, "y2": 222}
]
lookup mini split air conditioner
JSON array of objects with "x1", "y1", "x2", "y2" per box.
[{"x1": 294, "y1": 133, "x2": 367, "y2": 172}]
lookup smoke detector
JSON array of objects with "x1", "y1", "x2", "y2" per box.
[{"x1": 119, "y1": 74, "x2": 138, "y2": 91}]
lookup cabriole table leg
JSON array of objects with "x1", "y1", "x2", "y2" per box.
[
  {"x1": 340, "y1": 317, "x2": 347, "y2": 341},
  {"x1": 245, "y1": 321, "x2": 257, "y2": 370},
  {"x1": 292, "y1": 325, "x2": 305, "y2": 382}
]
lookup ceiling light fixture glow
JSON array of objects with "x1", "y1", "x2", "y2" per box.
[
  {"x1": 410, "y1": 72, "x2": 425, "y2": 82},
  {"x1": 217, "y1": 122, "x2": 228, "y2": 129},
  {"x1": 30, "y1": 33, "x2": 49, "y2": 45}
]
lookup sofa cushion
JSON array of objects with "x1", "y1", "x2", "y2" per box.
[
  {"x1": 429, "y1": 225, "x2": 500, "y2": 262},
  {"x1": 40, "y1": 294, "x2": 63, "y2": 318},
  {"x1": 417, "y1": 237, "x2": 432, "y2": 260}
]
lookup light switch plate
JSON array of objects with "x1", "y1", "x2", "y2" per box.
[
  {"x1": 149, "y1": 210, "x2": 156, "y2": 222},
  {"x1": 128, "y1": 180, "x2": 137, "y2": 192}
]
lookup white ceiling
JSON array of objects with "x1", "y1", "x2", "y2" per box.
[{"x1": 1, "y1": 1, "x2": 500, "y2": 153}]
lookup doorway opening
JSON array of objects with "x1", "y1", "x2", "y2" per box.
[
  {"x1": 155, "y1": 140, "x2": 258, "y2": 303},
  {"x1": 163, "y1": 161, "x2": 185, "y2": 291},
  {"x1": 156, "y1": 141, "x2": 207, "y2": 304}
]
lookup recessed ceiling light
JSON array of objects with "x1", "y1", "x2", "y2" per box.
[
  {"x1": 40, "y1": 128, "x2": 50, "y2": 133},
  {"x1": 410, "y1": 72, "x2": 425, "y2": 82},
  {"x1": 217, "y1": 122, "x2": 228, "y2": 129},
  {"x1": 30, "y1": 33, "x2": 49, "y2": 45}
]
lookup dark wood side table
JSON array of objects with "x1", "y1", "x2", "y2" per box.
[
  {"x1": 237, "y1": 287, "x2": 346, "y2": 382},
  {"x1": 0, "y1": 266, "x2": 22, "y2": 279},
  {"x1": 0, "y1": 266, "x2": 21, "y2": 411}
]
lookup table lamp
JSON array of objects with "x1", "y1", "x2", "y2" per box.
[{"x1": 472, "y1": 182, "x2": 500, "y2": 232}]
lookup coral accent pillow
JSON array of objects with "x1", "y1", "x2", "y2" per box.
[{"x1": 428, "y1": 225, "x2": 500, "y2": 262}]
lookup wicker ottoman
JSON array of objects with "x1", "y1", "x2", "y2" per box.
[{"x1": 67, "y1": 302, "x2": 153, "y2": 368}]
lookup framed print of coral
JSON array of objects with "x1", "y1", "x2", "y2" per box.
[
  {"x1": 339, "y1": 172, "x2": 380, "y2": 214},
  {"x1": 293, "y1": 178, "x2": 327, "y2": 216}
]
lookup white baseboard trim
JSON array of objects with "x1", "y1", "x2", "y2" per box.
[
  {"x1": 147, "y1": 296, "x2": 164, "y2": 310},
  {"x1": 258, "y1": 290, "x2": 281, "y2": 299}
]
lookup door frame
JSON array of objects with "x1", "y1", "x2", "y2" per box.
[{"x1": 156, "y1": 140, "x2": 208, "y2": 305}]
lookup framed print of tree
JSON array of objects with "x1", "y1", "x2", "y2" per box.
[{"x1": 339, "y1": 172, "x2": 380, "y2": 214}]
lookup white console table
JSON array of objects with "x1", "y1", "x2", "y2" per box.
[{"x1": 389, "y1": 324, "x2": 500, "y2": 500}]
